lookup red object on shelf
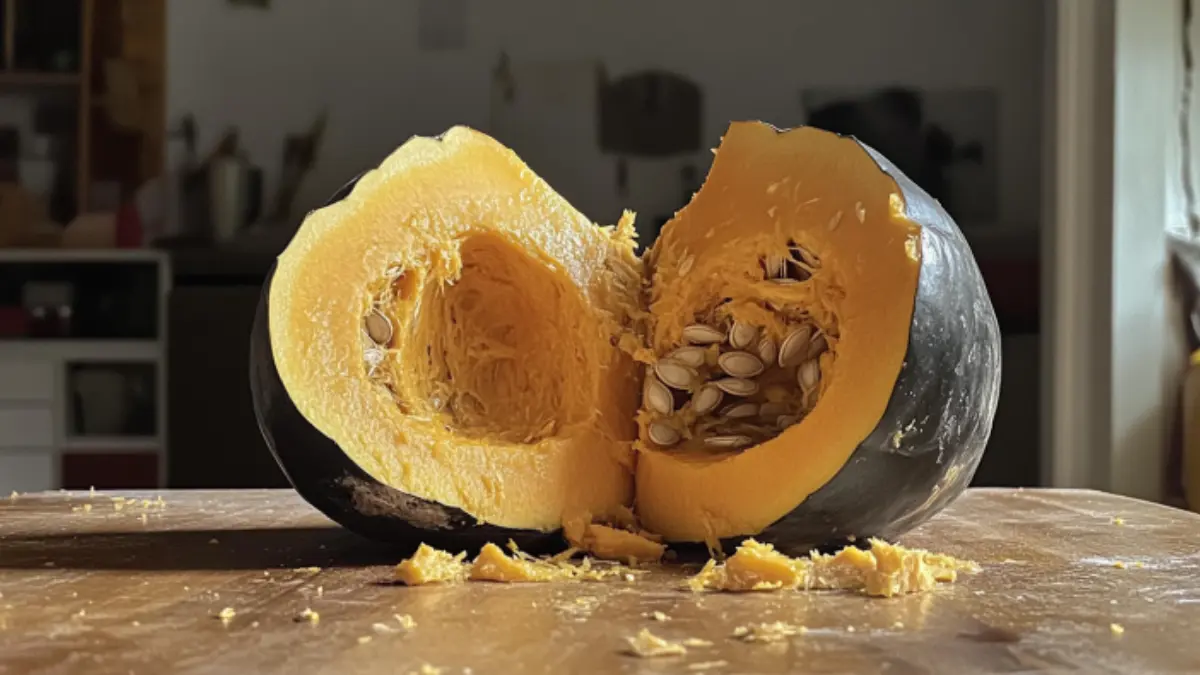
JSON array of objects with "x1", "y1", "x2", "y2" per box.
[
  {"x1": 115, "y1": 199, "x2": 144, "y2": 249},
  {"x1": 61, "y1": 453, "x2": 159, "y2": 489},
  {"x1": 0, "y1": 306, "x2": 30, "y2": 337}
]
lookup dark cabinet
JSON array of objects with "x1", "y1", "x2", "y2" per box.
[{"x1": 167, "y1": 283, "x2": 287, "y2": 488}]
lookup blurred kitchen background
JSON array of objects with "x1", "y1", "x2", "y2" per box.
[{"x1": 0, "y1": 1, "x2": 1196, "y2": 513}]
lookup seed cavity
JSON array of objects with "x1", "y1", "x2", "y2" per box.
[{"x1": 639, "y1": 298, "x2": 835, "y2": 454}]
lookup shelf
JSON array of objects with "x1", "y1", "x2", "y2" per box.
[
  {"x1": 0, "y1": 248, "x2": 168, "y2": 263},
  {"x1": 0, "y1": 71, "x2": 81, "y2": 86},
  {"x1": 61, "y1": 436, "x2": 161, "y2": 453},
  {"x1": 0, "y1": 340, "x2": 161, "y2": 361}
]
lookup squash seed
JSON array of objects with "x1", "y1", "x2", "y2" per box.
[
  {"x1": 729, "y1": 322, "x2": 758, "y2": 350},
  {"x1": 776, "y1": 415, "x2": 800, "y2": 429},
  {"x1": 805, "y1": 333, "x2": 828, "y2": 360},
  {"x1": 691, "y1": 384, "x2": 723, "y2": 415},
  {"x1": 778, "y1": 325, "x2": 814, "y2": 368},
  {"x1": 798, "y1": 360, "x2": 820, "y2": 390},
  {"x1": 721, "y1": 402, "x2": 759, "y2": 419},
  {"x1": 792, "y1": 245, "x2": 819, "y2": 269},
  {"x1": 763, "y1": 255, "x2": 787, "y2": 279},
  {"x1": 668, "y1": 346, "x2": 707, "y2": 369},
  {"x1": 705, "y1": 435, "x2": 753, "y2": 449},
  {"x1": 718, "y1": 351, "x2": 765, "y2": 379},
  {"x1": 648, "y1": 422, "x2": 681, "y2": 447},
  {"x1": 682, "y1": 324, "x2": 726, "y2": 345},
  {"x1": 758, "y1": 401, "x2": 789, "y2": 419},
  {"x1": 655, "y1": 359, "x2": 697, "y2": 390},
  {"x1": 755, "y1": 337, "x2": 777, "y2": 367},
  {"x1": 365, "y1": 310, "x2": 393, "y2": 345},
  {"x1": 644, "y1": 377, "x2": 674, "y2": 415},
  {"x1": 714, "y1": 378, "x2": 758, "y2": 397}
]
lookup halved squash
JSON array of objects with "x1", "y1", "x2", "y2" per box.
[{"x1": 251, "y1": 122, "x2": 1001, "y2": 554}]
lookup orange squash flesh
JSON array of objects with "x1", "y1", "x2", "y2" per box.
[
  {"x1": 635, "y1": 123, "x2": 920, "y2": 541},
  {"x1": 269, "y1": 128, "x2": 640, "y2": 532},
  {"x1": 261, "y1": 122, "x2": 998, "y2": 550}
]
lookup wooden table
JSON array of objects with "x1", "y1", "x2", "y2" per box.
[{"x1": 0, "y1": 488, "x2": 1197, "y2": 675}]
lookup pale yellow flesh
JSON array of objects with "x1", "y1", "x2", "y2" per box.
[{"x1": 269, "y1": 127, "x2": 641, "y2": 532}]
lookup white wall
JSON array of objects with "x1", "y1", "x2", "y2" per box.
[{"x1": 167, "y1": 0, "x2": 1044, "y2": 231}]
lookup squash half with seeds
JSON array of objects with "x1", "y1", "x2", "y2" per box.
[{"x1": 251, "y1": 121, "x2": 1001, "y2": 555}]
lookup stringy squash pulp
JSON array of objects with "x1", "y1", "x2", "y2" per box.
[{"x1": 268, "y1": 123, "x2": 923, "y2": 543}]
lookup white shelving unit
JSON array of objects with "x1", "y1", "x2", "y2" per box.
[{"x1": 0, "y1": 249, "x2": 170, "y2": 492}]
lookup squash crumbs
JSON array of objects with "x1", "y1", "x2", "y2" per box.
[
  {"x1": 394, "y1": 541, "x2": 640, "y2": 586},
  {"x1": 393, "y1": 537, "x2": 978, "y2": 598},
  {"x1": 686, "y1": 538, "x2": 979, "y2": 597}
]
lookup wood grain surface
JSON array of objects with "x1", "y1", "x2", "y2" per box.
[{"x1": 0, "y1": 488, "x2": 1197, "y2": 674}]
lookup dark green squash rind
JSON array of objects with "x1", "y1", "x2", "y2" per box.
[
  {"x1": 249, "y1": 175, "x2": 562, "y2": 555},
  {"x1": 745, "y1": 130, "x2": 1002, "y2": 555}
]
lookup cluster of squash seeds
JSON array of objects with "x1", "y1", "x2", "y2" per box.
[{"x1": 643, "y1": 244, "x2": 832, "y2": 453}]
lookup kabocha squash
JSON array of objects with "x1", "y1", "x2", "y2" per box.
[{"x1": 250, "y1": 122, "x2": 1002, "y2": 556}]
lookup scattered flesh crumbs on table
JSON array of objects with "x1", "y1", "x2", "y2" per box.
[
  {"x1": 395, "y1": 614, "x2": 417, "y2": 629},
  {"x1": 295, "y1": 566, "x2": 322, "y2": 573},
  {"x1": 394, "y1": 541, "x2": 643, "y2": 586},
  {"x1": 410, "y1": 665, "x2": 443, "y2": 675},
  {"x1": 1110, "y1": 623, "x2": 1125, "y2": 635},
  {"x1": 1112, "y1": 517, "x2": 1125, "y2": 526},
  {"x1": 392, "y1": 538, "x2": 971, "y2": 596},
  {"x1": 686, "y1": 538, "x2": 978, "y2": 597},
  {"x1": 625, "y1": 628, "x2": 688, "y2": 657},
  {"x1": 646, "y1": 611, "x2": 670, "y2": 621},
  {"x1": 357, "y1": 636, "x2": 372, "y2": 645},
  {"x1": 217, "y1": 607, "x2": 236, "y2": 624},
  {"x1": 681, "y1": 638, "x2": 714, "y2": 647},
  {"x1": 732, "y1": 621, "x2": 807, "y2": 643},
  {"x1": 295, "y1": 608, "x2": 319, "y2": 624},
  {"x1": 688, "y1": 661, "x2": 729, "y2": 672}
]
